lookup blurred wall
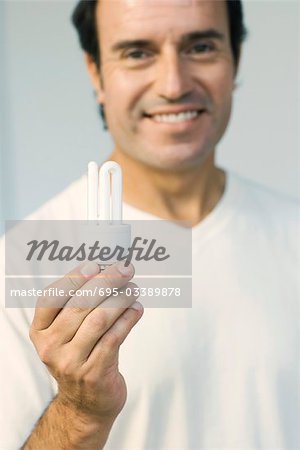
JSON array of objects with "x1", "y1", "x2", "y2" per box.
[{"x1": 0, "y1": 0, "x2": 299, "y2": 234}]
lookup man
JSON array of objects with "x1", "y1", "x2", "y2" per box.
[{"x1": 1, "y1": 0, "x2": 299, "y2": 449}]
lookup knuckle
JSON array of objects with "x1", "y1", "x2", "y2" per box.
[
  {"x1": 122, "y1": 309, "x2": 135, "y2": 325},
  {"x1": 88, "y1": 310, "x2": 108, "y2": 331},
  {"x1": 67, "y1": 273, "x2": 81, "y2": 292},
  {"x1": 29, "y1": 327, "x2": 36, "y2": 342},
  {"x1": 68, "y1": 296, "x2": 88, "y2": 313},
  {"x1": 120, "y1": 309, "x2": 138, "y2": 332},
  {"x1": 102, "y1": 331, "x2": 121, "y2": 349},
  {"x1": 35, "y1": 332, "x2": 57, "y2": 364},
  {"x1": 36, "y1": 295, "x2": 51, "y2": 308},
  {"x1": 70, "y1": 305, "x2": 87, "y2": 314},
  {"x1": 81, "y1": 371, "x2": 98, "y2": 390},
  {"x1": 57, "y1": 357, "x2": 75, "y2": 378},
  {"x1": 38, "y1": 342, "x2": 54, "y2": 365},
  {"x1": 35, "y1": 296, "x2": 44, "y2": 308}
]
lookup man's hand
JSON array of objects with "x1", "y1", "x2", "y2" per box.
[{"x1": 25, "y1": 260, "x2": 143, "y2": 449}]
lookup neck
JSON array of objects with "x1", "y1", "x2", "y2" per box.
[{"x1": 109, "y1": 149, "x2": 226, "y2": 227}]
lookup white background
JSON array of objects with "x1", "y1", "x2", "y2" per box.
[{"x1": 0, "y1": 0, "x2": 299, "y2": 233}]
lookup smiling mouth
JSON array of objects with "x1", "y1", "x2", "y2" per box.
[{"x1": 143, "y1": 109, "x2": 205, "y2": 124}]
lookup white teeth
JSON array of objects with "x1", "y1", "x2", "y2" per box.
[{"x1": 152, "y1": 110, "x2": 199, "y2": 123}]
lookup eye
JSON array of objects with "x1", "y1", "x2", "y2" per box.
[
  {"x1": 188, "y1": 42, "x2": 215, "y2": 54},
  {"x1": 125, "y1": 49, "x2": 149, "y2": 59}
]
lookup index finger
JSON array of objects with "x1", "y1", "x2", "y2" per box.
[{"x1": 32, "y1": 260, "x2": 133, "y2": 330}]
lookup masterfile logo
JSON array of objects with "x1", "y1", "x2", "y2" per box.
[
  {"x1": 26, "y1": 237, "x2": 170, "y2": 265},
  {"x1": 5, "y1": 220, "x2": 192, "y2": 308}
]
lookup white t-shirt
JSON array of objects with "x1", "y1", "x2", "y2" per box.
[{"x1": 0, "y1": 170, "x2": 299, "y2": 449}]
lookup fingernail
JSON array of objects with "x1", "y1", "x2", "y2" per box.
[
  {"x1": 130, "y1": 301, "x2": 143, "y2": 311},
  {"x1": 116, "y1": 260, "x2": 133, "y2": 277},
  {"x1": 80, "y1": 262, "x2": 99, "y2": 278}
]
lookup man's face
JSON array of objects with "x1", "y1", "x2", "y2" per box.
[{"x1": 96, "y1": 0, "x2": 236, "y2": 171}]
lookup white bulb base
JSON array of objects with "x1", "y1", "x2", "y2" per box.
[{"x1": 86, "y1": 221, "x2": 131, "y2": 267}]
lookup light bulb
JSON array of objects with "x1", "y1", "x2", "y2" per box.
[
  {"x1": 99, "y1": 161, "x2": 122, "y2": 222},
  {"x1": 87, "y1": 161, "x2": 131, "y2": 269}
]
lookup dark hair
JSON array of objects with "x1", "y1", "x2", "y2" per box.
[{"x1": 71, "y1": 0, "x2": 247, "y2": 128}]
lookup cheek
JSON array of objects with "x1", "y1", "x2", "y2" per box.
[
  {"x1": 199, "y1": 65, "x2": 234, "y2": 140},
  {"x1": 208, "y1": 67, "x2": 234, "y2": 110},
  {"x1": 198, "y1": 58, "x2": 234, "y2": 103},
  {"x1": 103, "y1": 69, "x2": 145, "y2": 122}
]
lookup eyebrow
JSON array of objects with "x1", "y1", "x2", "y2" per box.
[{"x1": 111, "y1": 29, "x2": 225, "y2": 53}]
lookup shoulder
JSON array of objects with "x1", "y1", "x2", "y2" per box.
[
  {"x1": 27, "y1": 175, "x2": 87, "y2": 221},
  {"x1": 230, "y1": 171, "x2": 299, "y2": 225},
  {"x1": 228, "y1": 172, "x2": 299, "y2": 260},
  {"x1": 0, "y1": 175, "x2": 86, "y2": 311}
]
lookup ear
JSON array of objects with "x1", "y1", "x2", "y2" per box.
[
  {"x1": 233, "y1": 46, "x2": 242, "y2": 80},
  {"x1": 84, "y1": 53, "x2": 105, "y2": 104}
]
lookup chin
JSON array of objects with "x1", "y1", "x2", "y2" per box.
[{"x1": 140, "y1": 143, "x2": 213, "y2": 171}]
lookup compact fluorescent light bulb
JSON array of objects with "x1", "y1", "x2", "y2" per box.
[
  {"x1": 99, "y1": 161, "x2": 122, "y2": 222},
  {"x1": 87, "y1": 161, "x2": 131, "y2": 266}
]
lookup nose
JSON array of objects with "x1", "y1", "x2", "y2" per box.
[{"x1": 154, "y1": 49, "x2": 193, "y2": 101}]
